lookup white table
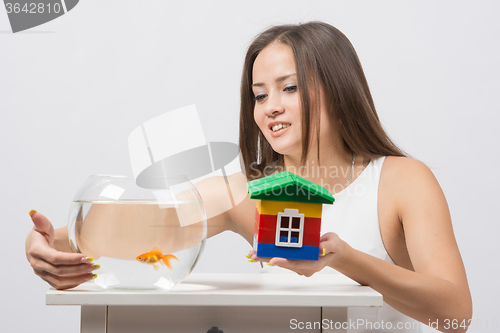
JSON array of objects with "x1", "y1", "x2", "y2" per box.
[{"x1": 46, "y1": 273, "x2": 382, "y2": 333}]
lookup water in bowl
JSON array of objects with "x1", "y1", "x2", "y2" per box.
[{"x1": 68, "y1": 199, "x2": 206, "y2": 290}]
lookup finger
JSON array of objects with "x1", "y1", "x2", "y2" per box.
[
  {"x1": 29, "y1": 210, "x2": 54, "y2": 239},
  {"x1": 37, "y1": 270, "x2": 96, "y2": 290},
  {"x1": 319, "y1": 232, "x2": 340, "y2": 257},
  {"x1": 249, "y1": 253, "x2": 270, "y2": 263},
  {"x1": 30, "y1": 242, "x2": 90, "y2": 265},
  {"x1": 271, "y1": 258, "x2": 322, "y2": 277},
  {"x1": 30, "y1": 256, "x2": 98, "y2": 277},
  {"x1": 319, "y1": 231, "x2": 337, "y2": 243},
  {"x1": 319, "y1": 244, "x2": 328, "y2": 257},
  {"x1": 267, "y1": 258, "x2": 311, "y2": 276},
  {"x1": 245, "y1": 250, "x2": 255, "y2": 259},
  {"x1": 268, "y1": 257, "x2": 290, "y2": 266}
]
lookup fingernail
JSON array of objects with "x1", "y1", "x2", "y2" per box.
[
  {"x1": 248, "y1": 259, "x2": 256, "y2": 262},
  {"x1": 81, "y1": 256, "x2": 93, "y2": 263},
  {"x1": 91, "y1": 264, "x2": 100, "y2": 271},
  {"x1": 245, "y1": 254, "x2": 251, "y2": 258},
  {"x1": 322, "y1": 248, "x2": 326, "y2": 256},
  {"x1": 91, "y1": 274, "x2": 97, "y2": 280},
  {"x1": 28, "y1": 209, "x2": 37, "y2": 217},
  {"x1": 266, "y1": 262, "x2": 275, "y2": 266}
]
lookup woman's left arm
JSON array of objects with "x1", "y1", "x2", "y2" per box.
[
  {"x1": 344, "y1": 158, "x2": 472, "y2": 331},
  {"x1": 352, "y1": 158, "x2": 473, "y2": 330},
  {"x1": 255, "y1": 158, "x2": 472, "y2": 333}
]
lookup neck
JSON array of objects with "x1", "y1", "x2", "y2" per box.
[{"x1": 283, "y1": 143, "x2": 354, "y2": 194}]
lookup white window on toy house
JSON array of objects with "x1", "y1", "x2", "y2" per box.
[{"x1": 275, "y1": 208, "x2": 304, "y2": 248}]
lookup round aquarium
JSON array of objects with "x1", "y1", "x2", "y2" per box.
[{"x1": 68, "y1": 175, "x2": 207, "y2": 290}]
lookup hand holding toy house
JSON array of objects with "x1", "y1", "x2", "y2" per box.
[{"x1": 247, "y1": 171, "x2": 335, "y2": 261}]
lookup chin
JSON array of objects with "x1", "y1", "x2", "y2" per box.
[
  {"x1": 263, "y1": 133, "x2": 300, "y2": 157},
  {"x1": 269, "y1": 144, "x2": 298, "y2": 157}
]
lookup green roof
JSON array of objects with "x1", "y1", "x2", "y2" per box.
[{"x1": 247, "y1": 171, "x2": 335, "y2": 204}]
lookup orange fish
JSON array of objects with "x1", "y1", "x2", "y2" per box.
[{"x1": 136, "y1": 246, "x2": 179, "y2": 271}]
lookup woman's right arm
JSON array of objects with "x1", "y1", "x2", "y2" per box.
[
  {"x1": 26, "y1": 172, "x2": 251, "y2": 290},
  {"x1": 26, "y1": 211, "x2": 98, "y2": 290},
  {"x1": 194, "y1": 172, "x2": 250, "y2": 239}
]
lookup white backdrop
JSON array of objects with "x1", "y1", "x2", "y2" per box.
[{"x1": 1, "y1": 1, "x2": 499, "y2": 332}]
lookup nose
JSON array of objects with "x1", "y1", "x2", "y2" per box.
[{"x1": 264, "y1": 91, "x2": 285, "y2": 117}]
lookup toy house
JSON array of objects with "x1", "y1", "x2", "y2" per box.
[{"x1": 247, "y1": 171, "x2": 335, "y2": 261}]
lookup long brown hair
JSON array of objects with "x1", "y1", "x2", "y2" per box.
[{"x1": 239, "y1": 21, "x2": 408, "y2": 180}]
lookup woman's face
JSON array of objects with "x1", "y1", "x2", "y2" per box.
[
  {"x1": 252, "y1": 42, "x2": 334, "y2": 159},
  {"x1": 252, "y1": 42, "x2": 303, "y2": 157}
]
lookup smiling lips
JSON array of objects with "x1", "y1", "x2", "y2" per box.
[
  {"x1": 271, "y1": 123, "x2": 290, "y2": 132},
  {"x1": 269, "y1": 122, "x2": 291, "y2": 137}
]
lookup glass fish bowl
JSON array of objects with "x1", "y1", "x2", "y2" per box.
[{"x1": 68, "y1": 174, "x2": 206, "y2": 290}]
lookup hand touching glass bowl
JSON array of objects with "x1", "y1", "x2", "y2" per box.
[{"x1": 68, "y1": 175, "x2": 206, "y2": 290}]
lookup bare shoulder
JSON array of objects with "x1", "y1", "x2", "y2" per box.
[
  {"x1": 381, "y1": 156, "x2": 442, "y2": 196},
  {"x1": 381, "y1": 156, "x2": 447, "y2": 223},
  {"x1": 382, "y1": 156, "x2": 437, "y2": 181}
]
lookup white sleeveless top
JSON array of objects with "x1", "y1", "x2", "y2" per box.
[{"x1": 261, "y1": 156, "x2": 423, "y2": 333}]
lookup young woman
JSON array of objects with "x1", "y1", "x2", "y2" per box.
[{"x1": 26, "y1": 22, "x2": 472, "y2": 332}]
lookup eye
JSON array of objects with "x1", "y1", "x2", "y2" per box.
[
  {"x1": 254, "y1": 93, "x2": 267, "y2": 102},
  {"x1": 284, "y1": 85, "x2": 297, "y2": 93}
]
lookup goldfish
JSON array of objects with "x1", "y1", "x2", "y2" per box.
[{"x1": 136, "y1": 246, "x2": 179, "y2": 271}]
